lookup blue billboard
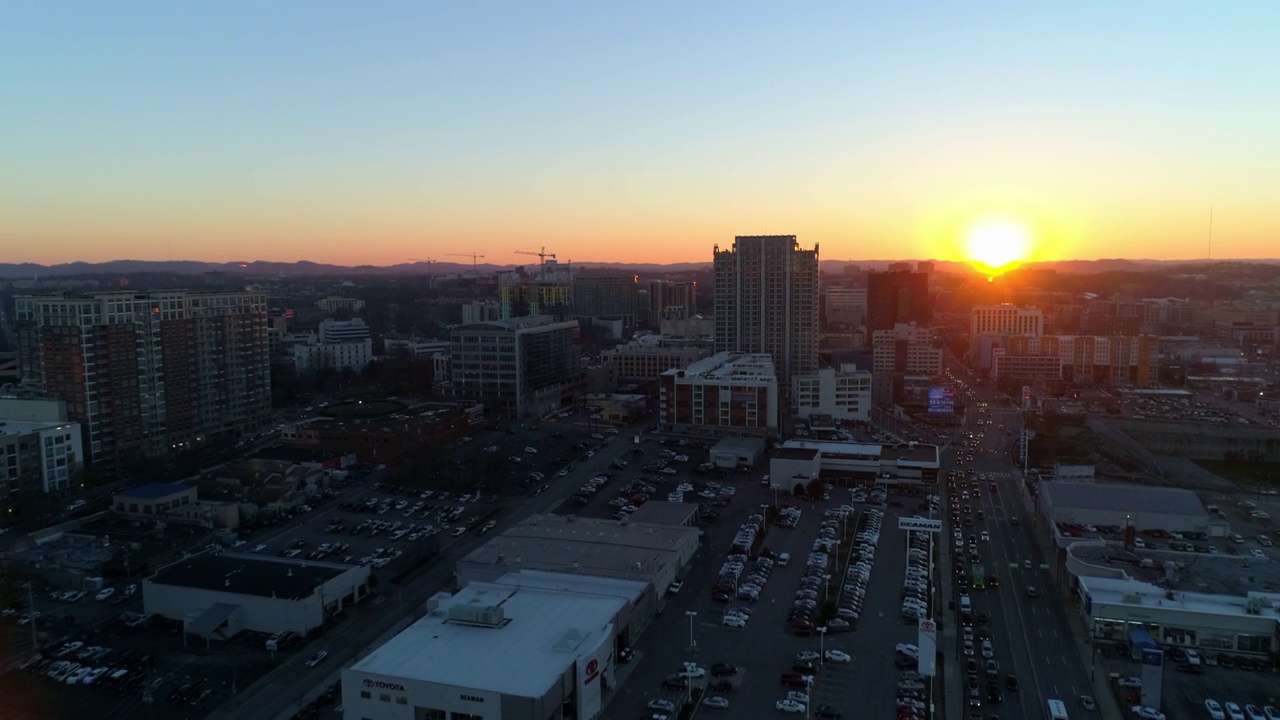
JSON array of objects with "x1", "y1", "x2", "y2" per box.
[{"x1": 927, "y1": 386, "x2": 955, "y2": 415}]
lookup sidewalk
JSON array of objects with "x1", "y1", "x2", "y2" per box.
[{"x1": 1014, "y1": 478, "x2": 1124, "y2": 720}]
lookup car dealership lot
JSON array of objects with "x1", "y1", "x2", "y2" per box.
[{"x1": 610, "y1": 458, "x2": 951, "y2": 720}]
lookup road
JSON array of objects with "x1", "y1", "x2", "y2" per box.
[{"x1": 939, "y1": 390, "x2": 1098, "y2": 720}]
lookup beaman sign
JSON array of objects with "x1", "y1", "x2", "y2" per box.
[{"x1": 897, "y1": 517, "x2": 942, "y2": 532}]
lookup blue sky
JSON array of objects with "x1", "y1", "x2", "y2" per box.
[{"x1": 3, "y1": 2, "x2": 1278, "y2": 265}]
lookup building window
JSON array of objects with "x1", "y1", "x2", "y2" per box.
[
  {"x1": 360, "y1": 691, "x2": 371, "y2": 699},
  {"x1": 395, "y1": 696, "x2": 408, "y2": 705},
  {"x1": 380, "y1": 694, "x2": 391, "y2": 702},
  {"x1": 420, "y1": 710, "x2": 446, "y2": 720}
]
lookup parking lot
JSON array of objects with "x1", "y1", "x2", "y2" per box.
[
  {"x1": 607, "y1": 454, "x2": 953, "y2": 720},
  {"x1": 1097, "y1": 645, "x2": 1280, "y2": 720}
]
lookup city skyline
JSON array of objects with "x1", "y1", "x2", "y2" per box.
[{"x1": 4, "y1": 3, "x2": 1279, "y2": 267}]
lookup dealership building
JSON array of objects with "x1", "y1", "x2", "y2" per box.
[
  {"x1": 1037, "y1": 482, "x2": 1215, "y2": 535},
  {"x1": 768, "y1": 440, "x2": 941, "y2": 492},
  {"x1": 143, "y1": 551, "x2": 371, "y2": 639},
  {"x1": 342, "y1": 575, "x2": 634, "y2": 720}
]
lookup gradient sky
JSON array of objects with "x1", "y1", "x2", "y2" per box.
[{"x1": 3, "y1": 2, "x2": 1278, "y2": 266}]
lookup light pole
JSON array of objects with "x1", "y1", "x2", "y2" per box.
[
  {"x1": 817, "y1": 625, "x2": 827, "y2": 660},
  {"x1": 685, "y1": 610, "x2": 697, "y2": 649}
]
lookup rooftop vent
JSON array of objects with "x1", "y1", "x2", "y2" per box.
[{"x1": 448, "y1": 603, "x2": 506, "y2": 627}]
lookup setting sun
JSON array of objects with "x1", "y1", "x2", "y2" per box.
[{"x1": 963, "y1": 217, "x2": 1034, "y2": 272}]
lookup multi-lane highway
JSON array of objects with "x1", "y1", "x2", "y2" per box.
[{"x1": 940, "y1": 391, "x2": 1098, "y2": 719}]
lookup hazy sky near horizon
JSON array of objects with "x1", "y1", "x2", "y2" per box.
[{"x1": 3, "y1": 2, "x2": 1278, "y2": 266}]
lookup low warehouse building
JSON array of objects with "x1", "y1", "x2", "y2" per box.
[
  {"x1": 1038, "y1": 482, "x2": 1212, "y2": 535},
  {"x1": 343, "y1": 577, "x2": 627, "y2": 720},
  {"x1": 143, "y1": 551, "x2": 370, "y2": 639}
]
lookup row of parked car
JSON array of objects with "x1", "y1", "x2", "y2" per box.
[
  {"x1": 17, "y1": 643, "x2": 160, "y2": 697},
  {"x1": 901, "y1": 530, "x2": 931, "y2": 622}
]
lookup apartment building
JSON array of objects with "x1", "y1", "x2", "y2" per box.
[
  {"x1": 658, "y1": 352, "x2": 778, "y2": 439},
  {"x1": 713, "y1": 235, "x2": 819, "y2": 387},
  {"x1": 865, "y1": 269, "x2": 930, "y2": 332},
  {"x1": 969, "y1": 304, "x2": 1046, "y2": 370},
  {"x1": 450, "y1": 316, "x2": 581, "y2": 418},
  {"x1": 15, "y1": 290, "x2": 270, "y2": 475},
  {"x1": 0, "y1": 399, "x2": 84, "y2": 518},
  {"x1": 603, "y1": 340, "x2": 710, "y2": 383},
  {"x1": 994, "y1": 334, "x2": 1160, "y2": 387},
  {"x1": 572, "y1": 274, "x2": 638, "y2": 332},
  {"x1": 792, "y1": 365, "x2": 872, "y2": 422}
]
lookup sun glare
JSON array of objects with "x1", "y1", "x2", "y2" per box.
[{"x1": 963, "y1": 217, "x2": 1033, "y2": 273}]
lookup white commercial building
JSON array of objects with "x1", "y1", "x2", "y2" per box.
[
  {"x1": 0, "y1": 416, "x2": 83, "y2": 494},
  {"x1": 792, "y1": 364, "x2": 872, "y2": 422},
  {"x1": 294, "y1": 319, "x2": 374, "y2": 372},
  {"x1": 1077, "y1": 576, "x2": 1280, "y2": 659},
  {"x1": 343, "y1": 577, "x2": 631, "y2": 720},
  {"x1": 770, "y1": 440, "x2": 941, "y2": 489}
]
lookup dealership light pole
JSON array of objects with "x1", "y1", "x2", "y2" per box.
[{"x1": 685, "y1": 610, "x2": 697, "y2": 650}]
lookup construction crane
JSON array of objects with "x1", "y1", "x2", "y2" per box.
[
  {"x1": 515, "y1": 247, "x2": 556, "y2": 267},
  {"x1": 447, "y1": 252, "x2": 486, "y2": 272},
  {"x1": 406, "y1": 258, "x2": 435, "y2": 286}
]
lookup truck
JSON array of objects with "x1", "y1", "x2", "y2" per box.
[{"x1": 971, "y1": 564, "x2": 985, "y2": 590}]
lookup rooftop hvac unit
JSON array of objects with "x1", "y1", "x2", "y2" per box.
[{"x1": 448, "y1": 604, "x2": 505, "y2": 627}]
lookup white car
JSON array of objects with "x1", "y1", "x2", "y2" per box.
[
  {"x1": 1129, "y1": 706, "x2": 1166, "y2": 720},
  {"x1": 776, "y1": 699, "x2": 806, "y2": 714},
  {"x1": 722, "y1": 615, "x2": 747, "y2": 628},
  {"x1": 823, "y1": 649, "x2": 851, "y2": 664},
  {"x1": 1205, "y1": 700, "x2": 1226, "y2": 720},
  {"x1": 1250, "y1": 549, "x2": 1267, "y2": 559},
  {"x1": 895, "y1": 643, "x2": 919, "y2": 658},
  {"x1": 94, "y1": 588, "x2": 115, "y2": 602},
  {"x1": 1245, "y1": 707, "x2": 1267, "y2": 720},
  {"x1": 647, "y1": 699, "x2": 676, "y2": 713},
  {"x1": 1226, "y1": 703, "x2": 1246, "y2": 720},
  {"x1": 679, "y1": 662, "x2": 706, "y2": 678},
  {"x1": 702, "y1": 696, "x2": 730, "y2": 709}
]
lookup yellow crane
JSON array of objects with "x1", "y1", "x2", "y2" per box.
[{"x1": 515, "y1": 247, "x2": 556, "y2": 267}]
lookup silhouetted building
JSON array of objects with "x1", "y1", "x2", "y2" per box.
[
  {"x1": 713, "y1": 235, "x2": 818, "y2": 386},
  {"x1": 450, "y1": 316, "x2": 580, "y2": 418},
  {"x1": 865, "y1": 269, "x2": 930, "y2": 332}
]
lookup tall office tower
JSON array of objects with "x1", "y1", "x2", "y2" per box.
[
  {"x1": 865, "y1": 269, "x2": 931, "y2": 332},
  {"x1": 14, "y1": 290, "x2": 270, "y2": 476},
  {"x1": 713, "y1": 235, "x2": 819, "y2": 386}
]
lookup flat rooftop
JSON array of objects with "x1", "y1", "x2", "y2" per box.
[
  {"x1": 350, "y1": 582, "x2": 625, "y2": 697},
  {"x1": 1042, "y1": 482, "x2": 1208, "y2": 517},
  {"x1": 461, "y1": 514, "x2": 696, "y2": 581},
  {"x1": 623, "y1": 501, "x2": 697, "y2": 527},
  {"x1": 783, "y1": 440, "x2": 940, "y2": 466},
  {"x1": 1079, "y1": 575, "x2": 1280, "y2": 623},
  {"x1": 115, "y1": 482, "x2": 193, "y2": 500},
  {"x1": 1071, "y1": 541, "x2": 1280, "y2": 595},
  {"x1": 776, "y1": 447, "x2": 821, "y2": 461},
  {"x1": 149, "y1": 552, "x2": 350, "y2": 600}
]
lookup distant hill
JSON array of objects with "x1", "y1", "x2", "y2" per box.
[{"x1": 0, "y1": 257, "x2": 1274, "y2": 280}]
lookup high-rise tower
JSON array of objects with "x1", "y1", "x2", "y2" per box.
[{"x1": 713, "y1": 235, "x2": 819, "y2": 386}]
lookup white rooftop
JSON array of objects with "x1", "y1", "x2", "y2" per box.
[
  {"x1": 0, "y1": 419, "x2": 77, "y2": 437},
  {"x1": 350, "y1": 581, "x2": 625, "y2": 698},
  {"x1": 1079, "y1": 575, "x2": 1280, "y2": 624}
]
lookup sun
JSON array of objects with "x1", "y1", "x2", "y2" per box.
[{"x1": 963, "y1": 217, "x2": 1033, "y2": 273}]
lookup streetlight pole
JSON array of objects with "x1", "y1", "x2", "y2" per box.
[
  {"x1": 685, "y1": 610, "x2": 697, "y2": 649},
  {"x1": 817, "y1": 625, "x2": 827, "y2": 660}
]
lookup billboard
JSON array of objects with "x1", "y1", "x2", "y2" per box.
[
  {"x1": 927, "y1": 386, "x2": 955, "y2": 415},
  {"x1": 917, "y1": 618, "x2": 938, "y2": 677}
]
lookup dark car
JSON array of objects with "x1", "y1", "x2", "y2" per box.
[
  {"x1": 1175, "y1": 663, "x2": 1205, "y2": 675},
  {"x1": 986, "y1": 683, "x2": 1003, "y2": 703},
  {"x1": 815, "y1": 705, "x2": 843, "y2": 719},
  {"x1": 709, "y1": 679, "x2": 733, "y2": 692},
  {"x1": 793, "y1": 661, "x2": 817, "y2": 674},
  {"x1": 1004, "y1": 674, "x2": 1018, "y2": 691},
  {"x1": 662, "y1": 675, "x2": 688, "y2": 690},
  {"x1": 711, "y1": 662, "x2": 738, "y2": 677}
]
